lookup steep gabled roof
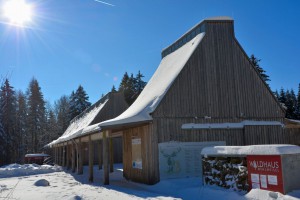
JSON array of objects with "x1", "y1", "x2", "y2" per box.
[
  {"x1": 99, "y1": 33, "x2": 205, "y2": 129},
  {"x1": 48, "y1": 94, "x2": 110, "y2": 147}
]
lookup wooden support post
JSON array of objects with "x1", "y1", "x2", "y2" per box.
[
  {"x1": 98, "y1": 140, "x2": 102, "y2": 170},
  {"x1": 72, "y1": 143, "x2": 76, "y2": 173},
  {"x1": 58, "y1": 146, "x2": 62, "y2": 166},
  {"x1": 109, "y1": 137, "x2": 114, "y2": 173},
  {"x1": 78, "y1": 138, "x2": 83, "y2": 174},
  {"x1": 103, "y1": 130, "x2": 109, "y2": 185},
  {"x1": 62, "y1": 145, "x2": 65, "y2": 167},
  {"x1": 54, "y1": 146, "x2": 57, "y2": 164},
  {"x1": 88, "y1": 135, "x2": 94, "y2": 182},
  {"x1": 60, "y1": 146, "x2": 63, "y2": 166},
  {"x1": 57, "y1": 146, "x2": 59, "y2": 165},
  {"x1": 66, "y1": 143, "x2": 70, "y2": 169},
  {"x1": 60, "y1": 146, "x2": 64, "y2": 167}
]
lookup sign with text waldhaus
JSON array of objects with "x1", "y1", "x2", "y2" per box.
[
  {"x1": 247, "y1": 155, "x2": 284, "y2": 194},
  {"x1": 158, "y1": 141, "x2": 225, "y2": 179}
]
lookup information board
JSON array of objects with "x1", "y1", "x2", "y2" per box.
[
  {"x1": 132, "y1": 137, "x2": 142, "y2": 169},
  {"x1": 247, "y1": 155, "x2": 283, "y2": 193},
  {"x1": 158, "y1": 141, "x2": 225, "y2": 179}
]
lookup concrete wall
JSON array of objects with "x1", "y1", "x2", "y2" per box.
[{"x1": 282, "y1": 154, "x2": 300, "y2": 194}]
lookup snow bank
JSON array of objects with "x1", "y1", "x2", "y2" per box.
[
  {"x1": 201, "y1": 145, "x2": 300, "y2": 157},
  {"x1": 245, "y1": 189, "x2": 300, "y2": 200},
  {"x1": 99, "y1": 32, "x2": 205, "y2": 128},
  {"x1": 0, "y1": 164, "x2": 62, "y2": 178}
]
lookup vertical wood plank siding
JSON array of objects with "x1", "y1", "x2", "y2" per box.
[
  {"x1": 122, "y1": 124, "x2": 159, "y2": 184},
  {"x1": 283, "y1": 128, "x2": 300, "y2": 145},
  {"x1": 91, "y1": 92, "x2": 129, "y2": 125},
  {"x1": 152, "y1": 21, "x2": 285, "y2": 145}
]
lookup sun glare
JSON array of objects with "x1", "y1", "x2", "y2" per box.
[{"x1": 3, "y1": 0, "x2": 33, "y2": 27}]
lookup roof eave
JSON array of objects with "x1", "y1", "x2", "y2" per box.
[{"x1": 100, "y1": 120, "x2": 153, "y2": 131}]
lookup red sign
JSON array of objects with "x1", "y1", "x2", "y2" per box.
[{"x1": 247, "y1": 155, "x2": 284, "y2": 194}]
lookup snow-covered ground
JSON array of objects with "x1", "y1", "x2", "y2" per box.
[{"x1": 0, "y1": 163, "x2": 300, "y2": 200}]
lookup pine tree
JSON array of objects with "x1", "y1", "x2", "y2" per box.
[
  {"x1": 69, "y1": 85, "x2": 91, "y2": 120},
  {"x1": 126, "y1": 73, "x2": 136, "y2": 105},
  {"x1": 119, "y1": 72, "x2": 135, "y2": 105},
  {"x1": 273, "y1": 90, "x2": 279, "y2": 100},
  {"x1": 118, "y1": 71, "x2": 147, "y2": 105},
  {"x1": 44, "y1": 103, "x2": 59, "y2": 144},
  {"x1": 55, "y1": 95, "x2": 70, "y2": 137},
  {"x1": 15, "y1": 91, "x2": 27, "y2": 162},
  {"x1": 69, "y1": 91, "x2": 77, "y2": 120},
  {"x1": 278, "y1": 88, "x2": 287, "y2": 105},
  {"x1": 135, "y1": 70, "x2": 146, "y2": 96},
  {"x1": 118, "y1": 72, "x2": 129, "y2": 92},
  {"x1": 249, "y1": 54, "x2": 270, "y2": 83},
  {"x1": 285, "y1": 89, "x2": 297, "y2": 119},
  {"x1": 111, "y1": 85, "x2": 117, "y2": 92},
  {"x1": 27, "y1": 78, "x2": 46, "y2": 153},
  {"x1": 295, "y1": 84, "x2": 300, "y2": 119},
  {"x1": 0, "y1": 122, "x2": 6, "y2": 166},
  {"x1": 0, "y1": 79, "x2": 16, "y2": 164}
]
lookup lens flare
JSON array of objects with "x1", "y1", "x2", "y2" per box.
[{"x1": 3, "y1": 0, "x2": 33, "y2": 27}]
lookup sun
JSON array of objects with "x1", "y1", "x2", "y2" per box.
[{"x1": 3, "y1": 0, "x2": 33, "y2": 27}]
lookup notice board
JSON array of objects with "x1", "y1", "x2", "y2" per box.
[
  {"x1": 247, "y1": 155, "x2": 284, "y2": 193},
  {"x1": 132, "y1": 137, "x2": 142, "y2": 169}
]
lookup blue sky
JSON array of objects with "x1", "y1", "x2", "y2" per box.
[{"x1": 1, "y1": 0, "x2": 300, "y2": 104}]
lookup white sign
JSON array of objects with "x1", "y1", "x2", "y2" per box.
[
  {"x1": 260, "y1": 175, "x2": 267, "y2": 188},
  {"x1": 132, "y1": 137, "x2": 142, "y2": 169},
  {"x1": 158, "y1": 141, "x2": 225, "y2": 179},
  {"x1": 251, "y1": 173, "x2": 259, "y2": 183},
  {"x1": 268, "y1": 175, "x2": 278, "y2": 185},
  {"x1": 132, "y1": 138, "x2": 141, "y2": 145},
  {"x1": 252, "y1": 182, "x2": 260, "y2": 189}
]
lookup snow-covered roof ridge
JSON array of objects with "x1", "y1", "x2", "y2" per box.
[
  {"x1": 161, "y1": 16, "x2": 233, "y2": 57},
  {"x1": 204, "y1": 16, "x2": 233, "y2": 21},
  {"x1": 99, "y1": 33, "x2": 205, "y2": 128},
  {"x1": 201, "y1": 145, "x2": 300, "y2": 157},
  {"x1": 69, "y1": 92, "x2": 110, "y2": 124},
  {"x1": 47, "y1": 93, "x2": 112, "y2": 147}
]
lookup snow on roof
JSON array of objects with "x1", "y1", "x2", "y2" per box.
[
  {"x1": 25, "y1": 154, "x2": 49, "y2": 158},
  {"x1": 99, "y1": 33, "x2": 205, "y2": 128},
  {"x1": 182, "y1": 120, "x2": 284, "y2": 129},
  {"x1": 48, "y1": 98, "x2": 108, "y2": 147},
  {"x1": 286, "y1": 118, "x2": 300, "y2": 124},
  {"x1": 204, "y1": 16, "x2": 233, "y2": 21},
  {"x1": 201, "y1": 145, "x2": 300, "y2": 157}
]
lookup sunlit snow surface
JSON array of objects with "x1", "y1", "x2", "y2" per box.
[{"x1": 0, "y1": 164, "x2": 299, "y2": 200}]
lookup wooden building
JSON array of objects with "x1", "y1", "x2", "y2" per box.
[
  {"x1": 99, "y1": 17, "x2": 299, "y2": 185},
  {"x1": 48, "y1": 92, "x2": 128, "y2": 182}
]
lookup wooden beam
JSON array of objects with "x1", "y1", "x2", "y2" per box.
[
  {"x1": 103, "y1": 130, "x2": 109, "y2": 185},
  {"x1": 88, "y1": 134, "x2": 94, "y2": 182},
  {"x1": 72, "y1": 142, "x2": 76, "y2": 173},
  {"x1": 98, "y1": 139, "x2": 102, "y2": 170},
  {"x1": 109, "y1": 137, "x2": 114, "y2": 173},
  {"x1": 78, "y1": 138, "x2": 83, "y2": 174}
]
